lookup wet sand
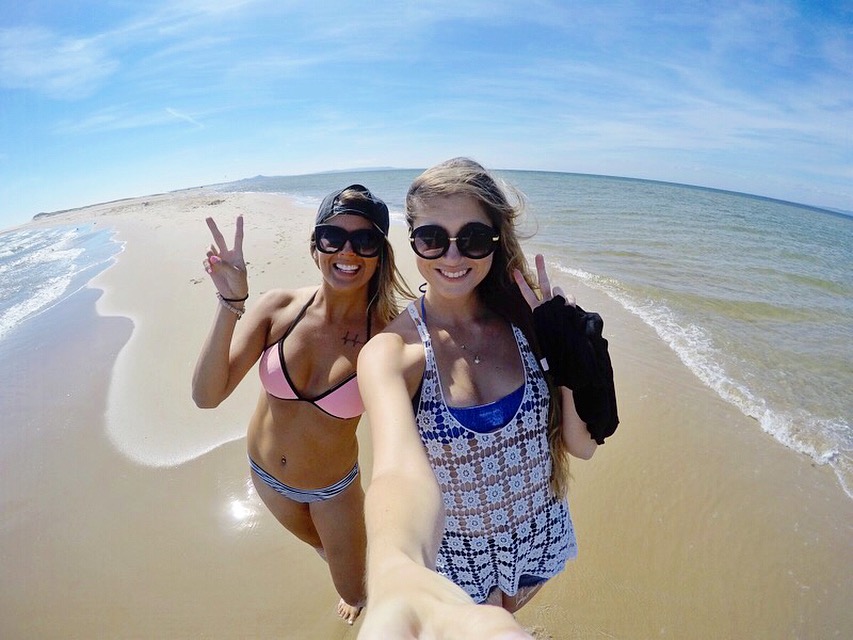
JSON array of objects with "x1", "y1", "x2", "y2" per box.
[{"x1": 1, "y1": 190, "x2": 850, "y2": 639}]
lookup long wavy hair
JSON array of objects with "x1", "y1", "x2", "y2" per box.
[
  {"x1": 311, "y1": 188, "x2": 413, "y2": 327},
  {"x1": 405, "y1": 157, "x2": 570, "y2": 496}
]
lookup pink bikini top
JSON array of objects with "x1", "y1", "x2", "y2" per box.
[{"x1": 258, "y1": 291, "x2": 366, "y2": 420}]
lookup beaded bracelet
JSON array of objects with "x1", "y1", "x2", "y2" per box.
[{"x1": 216, "y1": 292, "x2": 245, "y2": 319}]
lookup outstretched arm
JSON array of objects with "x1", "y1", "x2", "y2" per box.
[
  {"x1": 192, "y1": 215, "x2": 267, "y2": 407},
  {"x1": 357, "y1": 333, "x2": 533, "y2": 640}
]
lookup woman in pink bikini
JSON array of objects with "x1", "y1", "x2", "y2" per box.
[{"x1": 192, "y1": 185, "x2": 411, "y2": 624}]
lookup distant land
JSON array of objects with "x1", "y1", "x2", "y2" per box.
[{"x1": 29, "y1": 168, "x2": 852, "y2": 223}]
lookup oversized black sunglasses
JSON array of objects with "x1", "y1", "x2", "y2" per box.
[
  {"x1": 314, "y1": 224, "x2": 385, "y2": 258},
  {"x1": 409, "y1": 222, "x2": 500, "y2": 260}
]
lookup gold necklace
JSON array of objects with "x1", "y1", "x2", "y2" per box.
[{"x1": 421, "y1": 296, "x2": 482, "y2": 364}]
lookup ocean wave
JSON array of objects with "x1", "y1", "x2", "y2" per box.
[
  {"x1": 0, "y1": 225, "x2": 121, "y2": 343},
  {"x1": 0, "y1": 274, "x2": 77, "y2": 342},
  {"x1": 551, "y1": 260, "x2": 853, "y2": 501}
]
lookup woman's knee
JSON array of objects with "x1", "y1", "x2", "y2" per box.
[{"x1": 315, "y1": 521, "x2": 367, "y2": 603}]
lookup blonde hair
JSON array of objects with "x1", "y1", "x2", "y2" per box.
[
  {"x1": 370, "y1": 242, "x2": 414, "y2": 325},
  {"x1": 406, "y1": 158, "x2": 570, "y2": 496}
]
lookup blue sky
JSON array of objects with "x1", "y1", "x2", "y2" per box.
[{"x1": 1, "y1": 0, "x2": 851, "y2": 229}]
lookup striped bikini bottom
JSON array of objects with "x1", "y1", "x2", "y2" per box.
[{"x1": 249, "y1": 456, "x2": 359, "y2": 503}]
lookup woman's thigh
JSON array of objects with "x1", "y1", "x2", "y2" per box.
[
  {"x1": 309, "y1": 479, "x2": 367, "y2": 587},
  {"x1": 250, "y1": 468, "x2": 321, "y2": 548}
]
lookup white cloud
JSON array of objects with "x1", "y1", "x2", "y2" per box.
[
  {"x1": 166, "y1": 107, "x2": 204, "y2": 129},
  {"x1": 53, "y1": 105, "x2": 183, "y2": 134},
  {"x1": 1, "y1": 0, "x2": 851, "y2": 226},
  {"x1": 0, "y1": 26, "x2": 118, "y2": 99}
]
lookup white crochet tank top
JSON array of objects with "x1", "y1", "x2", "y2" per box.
[{"x1": 407, "y1": 302, "x2": 577, "y2": 602}]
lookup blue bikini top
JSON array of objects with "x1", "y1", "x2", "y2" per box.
[{"x1": 447, "y1": 384, "x2": 525, "y2": 433}]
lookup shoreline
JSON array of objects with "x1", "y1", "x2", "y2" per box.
[
  {"x1": 2, "y1": 190, "x2": 851, "y2": 638},
  {"x1": 516, "y1": 275, "x2": 853, "y2": 638}
]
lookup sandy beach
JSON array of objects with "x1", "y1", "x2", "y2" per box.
[{"x1": 1, "y1": 189, "x2": 851, "y2": 639}]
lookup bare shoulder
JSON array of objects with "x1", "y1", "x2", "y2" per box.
[
  {"x1": 256, "y1": 285, "x2": 324, "y2": 316},
  {"x1": 365, "y1": 308, "x2": 420, "y2": 355},
  {"x1": 251, "y1": 286, "x2": 315, "y2": 339},
  {"x1": 360, "y1": 308, "x2": 424, "y2": 394},
  {"x1": 386, "y1": 304, "x2": 420, "y2": 336},
  {"x1": 255, "y1": 286, "x2": 314, "y2": 310}
]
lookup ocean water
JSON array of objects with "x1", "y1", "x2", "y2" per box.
[
  {"x1": 218, "y1": 170, "x2": 853, "y2": 500},
  {"x1": 3, "y1": 171, "x2": 850, "y2": 500},
  {"x1": 0, "y1": 224, "x2": 123, "y2": 344}
]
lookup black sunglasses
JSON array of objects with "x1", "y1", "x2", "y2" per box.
[
  {"x1": 314, "y1": 224, "x2": 385, "y2": 258},
  {"x1": 409, "y1": 222, "x2": 500, "y2": 260}
]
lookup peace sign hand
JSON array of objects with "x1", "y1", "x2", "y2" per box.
[
  {"x1": 513, "y1": 254, "x2": 619, "y2": 444},
  {"x1": 203, "y1": 215, "x2": 248, "y2": 300},
  {"x1": 514, "y1": 253, "x2": 587, "y2": 386},
  {"x1": 512, "y1": 254, "x2": 575, "y2": 310}
]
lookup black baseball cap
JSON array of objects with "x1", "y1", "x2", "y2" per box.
[{"x1": 315, "y1": 184, "x2": 390, "y2": 236}]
